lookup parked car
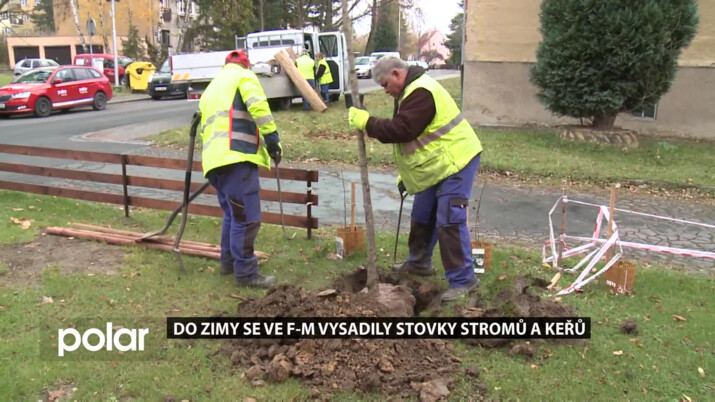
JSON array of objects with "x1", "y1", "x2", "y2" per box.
[
  {"x1": 14, "y1": 58, "x2": 59, "y2": 77},
  {"x1": 74, "y1": 53, "x2": 133, "y2": 86},
  {"x1": 0, "y1": 66, "x2": 113, "y2": 118},
  {"x1": 406, "y1": 60, "x2": 430, "y2": 70},
  {"x1": 147, "y1": 58, "x2": 188, "y2": 100},
  {"x1": 370, "y1": 51, "x2": 401, "y2": 60},
  {"x1": 355, "y1": 56, "x2": 377, "y2": 79}
]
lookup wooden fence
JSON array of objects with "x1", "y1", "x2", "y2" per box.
[{"x1": 0, "y1": 145, "x2": 318, "y2": 238}]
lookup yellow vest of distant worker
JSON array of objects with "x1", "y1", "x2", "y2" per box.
[
  {"x1": 296, "y1": 55, "x2": 315, "y2": 80},
  {"x1": 199, "y1": 63, "x2": 277, "y2": 176},
  {"x1": 394, "y1": 74, "x2": 483, "y2": 194},
  {"x1": 318, "y1": 59, "x2": 333, "y2": 85}
]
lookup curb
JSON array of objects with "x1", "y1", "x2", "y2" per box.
[{"x1": 109, "y1": 96, "x2": 152, "y2": 104}]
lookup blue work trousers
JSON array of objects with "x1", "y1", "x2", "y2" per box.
[
  {"x1": 302, "y1": 79, "x2": 315, "y2": 110},
  {"x1": 320, "y1": 83, "x2": 330, "y2": 104},
  {"x1": 407, "y1": 154, "x2": 481, "y2": 287},
  {"x1": 207, "y1": 162, "x2": 262, "y2": 281}
]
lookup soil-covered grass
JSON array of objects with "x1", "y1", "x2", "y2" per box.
[{"x1": 1, "y1": 191, "x2": 713, "y2": 400}]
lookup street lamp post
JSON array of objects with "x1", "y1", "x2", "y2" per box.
[{"x1": 110, "y1": 0, "x2": 119, "y2": 87}]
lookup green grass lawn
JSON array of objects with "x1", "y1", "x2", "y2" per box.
[
  {"x1": 0, "y1": 72, "x2": 13, "y2": 86},
  {"x1": 1, "y1": 191, "x2": 713, "y2": 400},
  {"x1": 148, "y1": 78, "x2": 714, "y2": 194}
]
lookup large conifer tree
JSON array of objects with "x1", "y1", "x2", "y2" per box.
[{"x1": 530, "y1": 0, "x2": 698, "y2": 128}]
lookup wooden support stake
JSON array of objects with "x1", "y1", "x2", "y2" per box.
[
  {"x1": 273, "y1": 49, "x2": 327, "y2": 112},
  {"x1": 606, "y1": 186, "x2": 617, "y2": 260}
]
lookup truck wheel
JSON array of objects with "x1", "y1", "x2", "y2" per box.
[{"x1": 34, "y1": 97, "x2": 52, "y2": 117}]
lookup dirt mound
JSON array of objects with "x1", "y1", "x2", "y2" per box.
[
  {"x1": 222, "y1": 284, "x2": 477, "y2": 399},
  {"x1": 461, "y1": 274, "x2": 584, "y2": 349}
]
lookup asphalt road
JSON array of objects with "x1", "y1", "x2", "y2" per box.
[{"x1": 0, "y1": 69, "x2": 460, "y2": 153}]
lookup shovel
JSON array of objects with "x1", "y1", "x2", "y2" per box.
[
  {"x1": 172, "y1": 111, "x2": 202, "y2": 273},
  {"x1": 138, "y1": 181, "x2": 210, "y2": 241},
  {"x1": 393, "y1": 189, "x2": 408, "y2": 264}
]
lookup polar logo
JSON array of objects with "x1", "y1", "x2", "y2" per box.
[{"x1": 58, "y1": 322, "x2": 149, "y2": 357}]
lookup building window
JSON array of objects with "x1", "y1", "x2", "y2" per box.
[
  {"x1": 177, "y1": 0, "x2": 185, "y2": 15},
  {"x1": 3, "y1": 27, "x2": 11, "y2": 35},
  {"x1": 630, "y1": 103, "x2": 657, "y2": 119},
  {"x1": 21, "y1": 0, "x2": 28, "y2": 6},
  {"x1": 160, "y1": 0, "x2": 168, "y2": 8},
  {"x1": 161, "y1": 29, "x2": 170, "y2": 45},
  {"x1": 23, "y1": 14, "x2": 29, "y2": 22},
  {"x1": 0, "y1": 12, "x2": 8, "y2": 20},
  {"x1": 190, "y1": 1, "x2": 197, "y2": 16}
]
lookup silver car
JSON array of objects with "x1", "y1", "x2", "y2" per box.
[{"x1": 14, "y1": 58, "x2": 60, "y2": 77}]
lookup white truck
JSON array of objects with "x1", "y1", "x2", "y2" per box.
[{"x1": 167, "y1": 29, "x2": 348, "y2": 110}]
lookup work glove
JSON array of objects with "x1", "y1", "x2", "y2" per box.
[
  {"x1": 267, "y1": 142, "x2": 282, "y2": 166},
  {"x1": 397, "y1": 180, "x2": 407, "y2": 197},
  {"x1": 348, "y1": 107, "x2": 370, "y2": 130}
]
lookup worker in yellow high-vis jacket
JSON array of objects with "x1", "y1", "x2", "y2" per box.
[
  {"x1": 199, "y1": 50, "x2": 282, "y2": 288},
  {"x1": 295, "y1": 51, "x2": 315, "y2": 110},
  {"x1": 348, "y1": 56, "x2": 483, "y2": 302},
  {"x1": 315, "y1": 53, "x2": 333, "y2": 105}
]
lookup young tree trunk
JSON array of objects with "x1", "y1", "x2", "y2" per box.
[
  {"x1": 259, "y1": 0, "x2": 264, "y2": 31},
  {"x1": 69, "y1": 0, "x2": 87, "y2": 52},
  {"x1": 592, "y1": 111, "x2": 618, "y2": 129},
  {"x1": 341, "y1": 0, "x2": 378, "y2": 292},
  {"x1": 99, "y1": 9, "x2": 109, "y2": 51}
]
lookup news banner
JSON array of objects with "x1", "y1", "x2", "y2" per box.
[{"x1": 167, "y1": 317, "x2": 590, "y2": 340}]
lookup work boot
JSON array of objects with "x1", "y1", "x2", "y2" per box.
[
  {"x1": 392, "y1": 261, "x2": 435, "y2": 276},
  {"x1": 441, "y1": 277, "x2": 480, "y2": 302},
  {"x1": 394, "y1": 220, "x2": 437, "y2": 276},
  {"x1": 220, "y1": 262, "x2": 233, "y2": 275},
  {"x1": 235, "y1": 275, "x2": 276, "y2": 289}
]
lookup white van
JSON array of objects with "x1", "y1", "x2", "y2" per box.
[{"x1": 370, "y1": 51, "x2": 401, "y2": 60}]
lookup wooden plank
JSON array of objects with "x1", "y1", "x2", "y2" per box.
[
  {"x1": 0, "y1": 164, "x2": 317, "y2": 205},
  {"x1": 1, "y1": 146, "x2": 319, "y2": 182},
  {"x1": 0, "y1": 162, "x2": 125, "y2": 185},
  {"x1": 0, "y1": 181, "x2": 318, "y2": 229},
  {"x1": 0, "y1": 144, "x2": 121, "y2": 164},
  {"x1": 274, "y1": 49, "x2": 327, "y2": 112}
]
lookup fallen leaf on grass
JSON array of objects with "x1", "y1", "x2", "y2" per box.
[
  {"x1": 681, "y1": 395, "x2": 692, "y2": 402},
  {"x1": 42, "y1": 296, "x2": 54, "y2": 304},
  {"x1": 612, "y1": 350, "x2": 624, "y2": 356},
  {"x1": 497, "y1": 274, "x2": 507, "y2": 281},
  {"x1": 326, "y1": 253, "x2": 341, "y2": 260},
  {"x1": 24, "y1": 242, "x2": 40, "y2": 248},
  {"x1": 672, "y1": 315, "x2": 687, "y2": 322},
  {"x1": 12, "y1": 208, "x2": 23, "y2": 212},
  {"x1": 698, "y1": 367, "x2": 705, "y2": 377},
  {"x1": 227, "y1": 293, "x2": 247, "y2": 301},
  {"x1": 47, "y1": 388, "x2": 64, "y2": 401},
  {"x1": 10, "y1": 217, "x2": 33, "y2": 229},
  {"x1": 0, "y1": 305, "x2": 5, "y2": 312}
]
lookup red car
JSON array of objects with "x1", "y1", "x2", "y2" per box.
[{"x1": 0, "y1": 66, "x2": 113, "y2": 118}]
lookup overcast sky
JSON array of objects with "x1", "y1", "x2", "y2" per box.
[{"x1": 353, "y1": 0, "x2": 462, "y2": 36}]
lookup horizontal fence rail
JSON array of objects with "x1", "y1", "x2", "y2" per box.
[{"x1": 0, "y1": 145, "x2": 319, "y2": 238}]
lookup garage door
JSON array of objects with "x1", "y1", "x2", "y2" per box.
[
  {"x1": 13, "y1": 46, "x2": 40, "y2": 62},
  {"x1": 44, "y1": 46, "x2": 72, "y2": 65}
]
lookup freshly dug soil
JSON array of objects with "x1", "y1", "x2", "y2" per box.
[{"x1": 221, "y1": 283, "x2": 475, "y2": 399}]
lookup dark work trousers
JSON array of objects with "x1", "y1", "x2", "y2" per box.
[
  {"x1": 302, "y1": 79, "x2": 315, "y2": 110},
  {"x1": 407, "y1": 154, "x2": 481, "y2": 287},
  {"x1": 207, "y1": 162, "x2": 262, "y2": 282},
  {"x1": 320, "y1": 83, "x2": 330, "y2": 104}
]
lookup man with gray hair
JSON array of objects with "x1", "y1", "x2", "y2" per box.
[{"x1": 348, "y1": 56, "x2": 484, "y2": 302}]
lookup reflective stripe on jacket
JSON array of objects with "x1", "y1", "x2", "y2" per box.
[
  {"x1": 318, "y1": 59, "x2": 333, "y2": 85},
  {"x1": 393, "y1": 74, "x2": 483, "y2": 194},
  {"x1": 296, "y1": 54, "x2": 315, "y2": 80},
  {"x1": 199, "y1": 63, "x2": 279, "y2": 176}
]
